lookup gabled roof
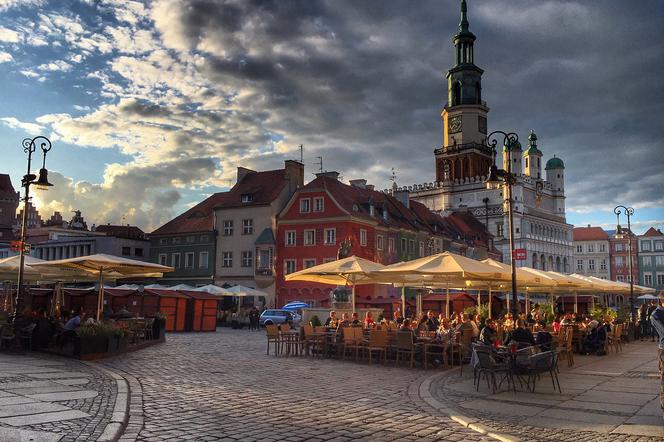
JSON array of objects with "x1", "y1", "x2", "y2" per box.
[
  {"x1": 0, "y1": 174, "x2": 18, "y2": 201},
  {"x1": 95, "y1": 224, "x2": 147, "y2": 240},
  {"x1": 151, "y1": 192, "x2": 231, "y2": 236},
  {"x1": 214, "y1": 168, "x2": 287, "y2": 209},
  {"x1": 642, "y1": 227, "x2": 663, "y2": 237},
  {"x1": 573, "y1": 226, "x2": 608, "y2": 241},
  {"x1": 255, "y1": 228, "x2": 275, "y2": 245}
]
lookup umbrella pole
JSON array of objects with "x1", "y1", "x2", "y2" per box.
[
  {"x1": 507, "y1": 290, "x2": 510, "y2": 314},
  {"x1": 574, "y1": 291, "x2": 578, "y2": 315},
  {"x1": 351, "y1": 285, "x2": 356, "y2": 315},
  {"x1": 97, "y1": 271, "x2": 104, "y2": 321},
  {"x1": 401, "y1": 286, "x2": 405, "y2": 319},
  {"x1": 525, "y1": 291, "x2": 529, "y2": 316},
  {"x1": 445, "y1": 283, "x2": 450, "y2": 318},
  {"x1": 488, "y1": 286, "x2": 492, "y2": 319}
]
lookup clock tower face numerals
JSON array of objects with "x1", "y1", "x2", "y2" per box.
[{"x1": 448, "y1": 115, "x2": 462, "y2": 134}]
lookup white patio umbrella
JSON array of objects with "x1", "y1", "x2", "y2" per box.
[
  {"x1": 32, "y1": 254, "x2": 173, "y2": 320},
  {"x1": 193, "y1": 284, "x2": 234, "y2": 296}
]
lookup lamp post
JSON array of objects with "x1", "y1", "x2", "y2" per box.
[
  {"x1": 485, "y1": 131, "x2": 520, "y2": 319},
  {"x1": 12, "y1": 136, "x2": 53, "y2": 325},
  {"x1": 613, "y1": 205, "x2": 635, "y2": 328}
]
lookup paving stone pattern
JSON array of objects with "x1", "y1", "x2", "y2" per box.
[
  {"x1": 100, "y1": 329, "x2": 493, "y2": 442},
  {"x1": 0, "y1": 353, "x2": 117, "y2": 441}
]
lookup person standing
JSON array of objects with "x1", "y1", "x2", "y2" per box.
[
  {"x1": 647, "y1": 301, "x2": 658, "y2": 342},
  {"x1": 649, "y1": 293, "x2": 664, "y2": 420}
]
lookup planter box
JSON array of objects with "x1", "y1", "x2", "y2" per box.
[
  {"x1": 152, "y1": 322, "x2": 166, "y2": 341},
  {"x1": 78, "y1": 336, "x2": 109, "y2": 355}
]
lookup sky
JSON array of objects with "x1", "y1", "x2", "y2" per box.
[{"x1": 0, "y1": 0, "x2": 663, "y2": 234}]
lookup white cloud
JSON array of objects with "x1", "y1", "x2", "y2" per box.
[
  {"x1": 0, "y1": 116, "x2": 44, "y2": 135},
  {"x1": 0, "y1": 51, "x2": 12, "y2": 63},
  {"x1": 37, "y1": 60, "x2": 72, "y2": 72},
  {"x1": 19, "y1": 69, "x2": 39, "y2": 78},
  {"x1": 0, "y1": 0, "x2": 44, "y2": 12},
  {"x1": 0, "y1": 26, "x2": 21, "y2": 43}
]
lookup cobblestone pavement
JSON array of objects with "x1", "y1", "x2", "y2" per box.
[
  {"x1": 430, "y1": 341, "x2": 663, "y2": 442},
  {"x1": 100, "y1": 329, "x2": 494, "y2": 442},
  {"x1": 0, "y1": 352, "x2": 116, "y2": 441}
]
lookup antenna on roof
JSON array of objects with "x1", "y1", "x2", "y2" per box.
[
  {"x1": 299, "y1": 144, "x2": 304, "y2": 163},
  {"x1": 315, "y1": 156, "x2": 323, "y2": 174}
]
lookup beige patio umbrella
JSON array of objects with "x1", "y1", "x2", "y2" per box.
[
  {"x1": 33, "y1": 254, "x2": 173, "y2": 320},
  {"x1": 375, "y1": 252, "x2": 511, "y2": 317},
  {"x1": 285, "y1": 255, "x2": 386, "y2": 313}
]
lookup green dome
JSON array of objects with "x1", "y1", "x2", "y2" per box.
[
  {"x1": 545, "y1": 156, "x2": 565, "y2": 170},
  {"x1": 523, "y1": 130, "x2": 542, "y2": 156}
]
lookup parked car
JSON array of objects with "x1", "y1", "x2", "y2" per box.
[{"x1": 259, "y1": 309, "x2": 301, "y2": 327}]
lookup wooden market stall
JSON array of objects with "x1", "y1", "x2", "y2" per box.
[
  {"x1": 180, "y1": 290, "x2": 219, "y2": 332},
  {"x1": 142, "y1": 288, "x2": 188, "y2": 332},
  {"x1": 104, "y1": 288, "x2": 142, "y2": 316},
  {"x1": 63, "y1": 287, "x2": 98, "y2": 315}
]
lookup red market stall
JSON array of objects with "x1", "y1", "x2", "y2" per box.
[
  {"x1": 63, "y1": 287, "x2": 98, "y2": 314},
  {"x1": 142, "y1": 288, "x2": 188, "y2": 332},
  {"x1": 25, "y1": 288, "x2": 53, "y2": 313},
  {"x1": 104, "y1": 288, "x2": 142, "y2": 316},
  {"x1": 180, "y1": 290, "x2": 219, "y2": 332}
]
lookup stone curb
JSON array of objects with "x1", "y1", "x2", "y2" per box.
[{"x1": 413, "y1": 368, "x2": 521, "y2": 442}]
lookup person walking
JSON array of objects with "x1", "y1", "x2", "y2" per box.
[
  {"x1": 649, "y1": 293, "x2": 664, "y2": 420},
  {"x1": 638, "y1": 304, "x2": 648, "y2": 341},
  {"x1": 647, "y1": 301, "x2": 658, "y2": 342}
]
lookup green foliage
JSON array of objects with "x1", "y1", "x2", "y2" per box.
[
  {"x1": 463, "y1": 303, "x2": 490, "y2": 321},
  {"x1": 590, "y1": 306, "x2": 618, "y2": 322},
  {"x1": 539, "y1": 303, "x2": 555, "y2": 319},
  {"x1": 309, "y1": 315, "x2": 322, "y2": 327},
  {"x1": 377, "y1": 313, "x2": 384, "y2": 322},
  {"x1": 616, "y1": 306, "x2": 631, "y2": 322},
  {"x1": 76, "y1": 322, "x2": 126, "y2": 338}
]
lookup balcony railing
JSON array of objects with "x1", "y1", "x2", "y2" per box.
[{"x1": 255, "y1": 268, "x2": 273, "y2": 277}]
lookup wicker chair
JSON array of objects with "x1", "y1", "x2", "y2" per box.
[
  {"x1": 365, "y1": 330, "x2": 388, "y2": 365},
  {"x1": 265, "y1": 324, "x2": 280, "y2": 356},
  {"x1": 395, "y1": 331, "x2": 421, "y2": 368}
]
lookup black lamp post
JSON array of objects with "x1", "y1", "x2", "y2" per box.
[
  {"x1": 613, "y1": 205, "x2": 635, "y2": 327},
  {"x1": 12, "y1": 136, "x2": 53, "y2": 325},
  {"x1": 485, "y1": 131, "x2": 520, "y2": 319}
]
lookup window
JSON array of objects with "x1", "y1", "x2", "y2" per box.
[
  {"x1": 496, "y1": 223, "x2": 504, "y2": 237},
  {"x1": 185, "y1": 252, "x2": 194, "y2": 268},
  {"x1": 284, "y1": 259, "x2": 296, "y2": 275},
  {"x1": 172, "y1": 253, "x2": 181, "y2": 268},
  {"x1": 242, "y1": 219, "x2": 253, "y2": 235},
  {"x1": 359, "y1": 229, "x2": 367, "y2": 246},
  {"x1": 303, "y1": 259, "x2": 316, "y2": 269},
  {"x1": 200, "y1": 235, "x2": 210, "y2": 242},
  {"x1": 377, "y1": 235, "x2": 384, "y2": 251},
  {"x1": 644, "y1": 274, "x2": 653, "y2": 286},
  {"x1": 314, "y1": 197, "x2": 324, "y2": 212},
  {"x1": 285, "y1": 230, "x2": 296, "y2": 246},
  {"x1": 587, "y1": 244, "x2": 594, "y2": 253},
  {"x1": 324, "y1": 228, "x2": 336, "y2": 245},
  {"x1": 576, "y1": 245, "x2": 582, "y2": 253},
  {"x1": 408, "y1": 239, "x2": 415, "y2": 254},
  {"x1": 199, "y1": 251, "x2": 209, "y2": 268},
  {"x1": 615, "y1": 256, "x2": 624, "y2": 267},
  {"x1": 642, "y1": 241, "x2": 652, "y2": 252},
  {"x1": 121, "y1": 247, "x2": 131, "y2": 256},
  {"x1": 159, "y1": 238, "x2": 167, "y2": 245},
  {"x1": 241, "y1": 193, "x2": 253, "y2": 203},
  {"x1": 599, "y1": 244, "x2": 606, "y2": 252},
  {"x1": 134, "y1": 248, "x2": 143, "y2": 257},
  {"x1": 576, "y1": 259, "x2": 583, "y2": 270},
  {"x1": 388, "y1": 238, "x2": 395, "y2": 253},
  {"x1": 643, "y1": 256, "x2": 652, "y2": 268},
  {"x1": 222, "y1": 251, "x2": 233, "y2": 268},
  {"x1": 656, "y1": 256, "x2": 664, "y2": 267},
  {"x1": 186, "y1": 236, "x2": 195, "y2": 243},
  {"x1": 223, "y1": 220, "x2": 233, "y2": 236},
  {"x1": 657, "y1": 274, "x2": 664, "y2": 286},
  {"x1": 400, "y1": 238, "x2": 407, "y2": 253},
  {"x1": 617, "y1": 275, "x2": 624, "y2": 282},
  {"x1": 588, "y1": 259, "x2": 595, "y2": 270},
  {"x1": 241, "y1": 251, "x2": 253, "y2": 267},
  {"x1": 172, "y1": 237, "x2": 181, "y2": 244},
  {"x1": 656, "y1": 241, "x2": 664, "y2": 251},
  {"x1": 299, "y1": 198, "x2": 310, "y2": 213},
  {"x1": 158, "y1": 253, "x2": 168, "y2": 266},
  {"x1": 419, "y1": 241, "x2": 424, "y2": 257},
  {"x1": 600, "y1": 259, "x2": 607, "y2": 270},
  {"x1": 304, "y1": 229, "x2": 316, "y2": 246},
  {"x1": 614, "y1": 243, "x2": 624, "y2": 252}
]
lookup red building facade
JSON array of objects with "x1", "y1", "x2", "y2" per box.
[{"x1": 608, "y1": 231, "x2": 639, "y2": 284}]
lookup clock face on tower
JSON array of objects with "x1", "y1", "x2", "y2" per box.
[{"x1": 448, "y1": 115, "x2": 462, "y2": 134}]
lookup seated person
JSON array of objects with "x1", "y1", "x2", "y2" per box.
[
  {"x1": 560, "y1": 313, "x2": 573, "y2": 326},
  {"x1": 351, "y1": 312, "x2": 361, "y2": 326},
  {"x1": 335, "y1": 313, "x2": 351, "y2": 332},
  {"x1": 437, "y1": 318, "x2": 455, "y2": 343},
  {"x1": 364, "y1": 312, "x2": 375, "y2": 328},
  {"x1": 582, "y1": 320, "x2": 607, "y2": 355},
  {"x1": 324, "y1": 311, "x2": 338, "y2": 328},
  {"x1": 454, "y1": 313, "x2": 474, "y2": 334},
  {"x1": 535, "y1": 329, "x2": 553, "y2": 352},
  {"x1": 503, "y1": 313, "x2": 515, "y2": 330},
  {"x1": 393, "y1": 310, "x2": 404, "y2": 325},
  {"x1": 478, "y1": 319, "x2": 497, "y2": 346},
  {"x1": 426, "y1": 311, "x2": 440, "y2": 332},
  {"x1": 532, "y1": 313, "x2": 546, "y2": 328},
  {"x1": 470, "y1": 314, "x2": 482, "y2": 338},
  {"x1": 503, "y1": 319, "x2": 535, "y2": 347},
  {"x1": 552, "y1": 315, "x2": 562, "y2": 334},
  {"x1": 398, "y1": 319, "x2": 417, "y2": 344}
]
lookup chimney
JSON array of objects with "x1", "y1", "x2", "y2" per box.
[
  {"x1": 237, "y1": 166, "x2": 256, "y2": 184},
  {"x1": 349, "y1": 179, "x2": 367, "y2": 189},
  {"x1": 284, "y1": 160, "x2": 304, "y2": 190},
  {"x1": 316, "y1": 171, "x2": 340, "y2": 180},
  {"x1": 366, "y1": 184, "x2": 375, "y2": 191},
  {"x1": 394, "y1": 188, "x2": 410, "y2": 209}
]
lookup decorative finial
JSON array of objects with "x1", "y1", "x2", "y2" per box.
[{"x1": 460, "y1": 0, "x2": 469, "y2": 33}]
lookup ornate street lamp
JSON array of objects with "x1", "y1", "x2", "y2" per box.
[
  {"x1": 614, "y1": 205, "x2": 635, "y2": 329},
  {"x1": 12, "y1": 136, "x2": 53, "y2": 325},
  {"x1": 485, "y1": 131, "x2": 520, "y2": 318}
]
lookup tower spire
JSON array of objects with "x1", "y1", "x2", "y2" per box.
[{"x1": 460, "y1": 0, "x2": 469, "y2": 34}]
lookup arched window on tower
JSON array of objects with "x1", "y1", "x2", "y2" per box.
[{"x1": 452, "y1": 81, "x2": 461, "y2": 106}]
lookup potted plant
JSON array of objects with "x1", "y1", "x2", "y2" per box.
[
  {"x1": 309, "y1": 315, "x2": 321, "y2": 327},
  {"x1": 76, "y1": 324, "x2": 109, "y2": 355}
]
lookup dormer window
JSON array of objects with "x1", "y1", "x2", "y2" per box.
[
  {"x1": 241, "y1": 193, "x2": 253, "y2": 203},
  {"x1": 383, "y1": 209, "x2": 388, "y2": 221},
  {"x1": 369, "y1": 205, "x2": 375, "y2": 217},
  {"x1": 353, "y1": 204, "x2": 359, "y2": 212}
]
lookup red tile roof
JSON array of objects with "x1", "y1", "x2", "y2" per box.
[
  {"x1": 642, "y1": 227, "x2": 663, "y2": 237},
  {"x1": 0, "y1": 174, "x2": 18, "y2": 200},
  {"x1": 214, "y1": 168, "x2": 287, "y2": 209},
  {"x1": 573, "y1": 227, "x2": 609, "y2": 241},
  {"x1": 151, "y1": 192, "x2": 231, "y2": 236}
]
